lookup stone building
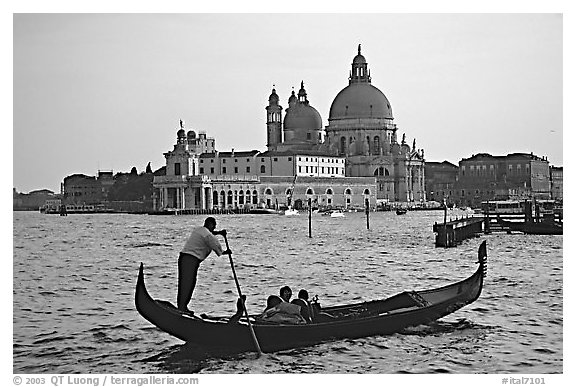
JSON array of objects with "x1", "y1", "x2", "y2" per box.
[
  {"x1": 152, "y1": 45, "x2": 426, "y2": 211},
  {"x1": 549, "y1": 166, "x2": 563, "y2": 201},
  {"x1": 63, "y1": 174, "x2": 102, "y2": 205},
  {"x1": 424, "y1": 161, "x2": 459, "y2": 206},
  {"x1": 264, "y1": 45, "x2": 425, "y2": 203},
  {"x1": 454, "y1": 152, "x2": 551, "y2": 207},
  {"x1": 322, "y1": 45, "x2": 426, "y2": 203}
]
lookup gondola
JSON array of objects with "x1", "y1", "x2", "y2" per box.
[
  {"x1": 135, "y1": 241, "x2": 487, "y2": 353},
  {"x1": 396, "y1": 208, "x2": 407, "y2": 215}
]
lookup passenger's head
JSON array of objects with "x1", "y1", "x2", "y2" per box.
[
  {"x1": 266, "y1": 295, "x2": 282, "y2": 310},
  {"x1": 204, "y1": 217, "x2": 217, "y2": 232},
  {"x1": 298, "y1": 289, "x2": 309, "y2": 301},
  {"x1": 279, "y1": 286, "x2": 292, "y2": 302}
]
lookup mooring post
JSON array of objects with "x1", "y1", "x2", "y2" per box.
[
  {"x1": 365, "y1": 198, "x2": 370, "y2": 230},
  {"x1": 443, "y1": 200, "x2": 448, "y2": 247},
  {"x1": 308, "y1": 197, "x2": 312, "y2": 238}
]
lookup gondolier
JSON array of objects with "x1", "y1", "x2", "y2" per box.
[{"x1": 177, "y1": 217, "x2": 231, "y2": 314}]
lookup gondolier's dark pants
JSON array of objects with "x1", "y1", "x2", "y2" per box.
[{"x1": 177, "y1": 252, "x2": 202, "y2": 310}]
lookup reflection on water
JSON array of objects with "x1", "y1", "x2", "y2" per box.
[{"x1": 13, "y1": 211, "x2": 562, "y2": 373}]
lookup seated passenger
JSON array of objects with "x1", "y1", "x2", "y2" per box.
[
  {"x1": 291, "y1": 289, "x2": 313, "y2": 323},
  {"x1": 279, "y1": 286, "x2": 292, "y2": 303},
  {"x1": 257, "y1": 294, "x2": 306, "y2": 324}
]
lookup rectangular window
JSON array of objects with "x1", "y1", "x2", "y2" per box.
[
  {"x1": 234, "y1": 167, "x2": 239, "y2": 173},
  {"x1": 222, "y1": 167, "x2": 227, "y2": 174},
  {"x1": 246, "y1": 166, "x2": 250, "y2": 173},
  {"x1": 223, "y1": 159, "x2": 227, "y2": 164},
  {"x1": 298, "y1": 166, "x2": 302, "y2": 173},
  {"x1": 273, "y1": 157, "x2": 278, "y2": 161},
  {"x1": 200, "y1": 159, "x2": 204, "y2": 163},
  {"x1": 288, "y1": 157, "x2": 292, "y2": 161},
  {"x1": 199, "y1": 167, "x2": 204, "y2": 174},
  {"x1": 261, "y1": 158, "x2": 265, "y2": 162},
  {"x1": 174, "y1": 163, "x2": 181, "y2": 175},
  {"x1": 210, "y1": 167, "x2": 214, "y2": 174}
]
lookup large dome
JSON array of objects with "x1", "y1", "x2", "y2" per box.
[
  {"x1": 329, "y1": 83, "x2": 393, "y2": 121},
  {"x1": 284, "y1": 103, "x2": 322, "y2": 130}
]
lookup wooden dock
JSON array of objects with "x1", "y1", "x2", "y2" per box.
[{"x1": 433, "y1": 216, "x2": 484, "y2": 247}]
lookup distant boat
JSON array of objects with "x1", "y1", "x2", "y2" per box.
[
  {"x1": 396, "y1": 208, "x2": 407, "y2": 215},
  {"x1": 284, "y1": 207, "x2": 299, "y2": 216},
  {"x1": 330, "y1": 210, "x2": 345, "y2": 218},
  {"x1": 249, "y1": 208, "x2": 281, "y2": 215}
]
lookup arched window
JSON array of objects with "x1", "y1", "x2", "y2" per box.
[
  {"x1": 366, "y1": 136, "x2": 371, "y2": 154},
  {"x1": 265, "y1": 188, "x2": 273, "y2": 195},
  {"x1": 220, "y1": 190, "x2": 226, "y2": 206},
  {"x1": 252, "y1": 190, "x2": 258, "y2": 204},
  {"x1": 212, "y1": 191, "x2": 219, "y2": 208},
  {"x1": 306, "y1": 188, "x2": 314, "y2": 195},
  {"x1": 227, "y1": 190, "x2": 233, "y2": 206},
  {"x1": 385, "y1": 168, "x2": 390, "y2": 176},
  {"x1": 345, "y1": 188, "x2": 352, "y2": 195},
  {"x1": 340, "y1": 137, "x2": 346, "y2": 155},
  {"x1": 364, "y1": 189, "x2": 370, "y2": 195},
  {"x1": 239, "y1": 190, "x2": 244, "y2": 205},
  {"x1": 373, "y1": 136, "x2": 380, "y2": 154},
  {"x1": 326, "y1": 188, "x2": 333, "y2": 195},
  {"x1": 260, "y1": 165, "x2": 266, "y2": 173},
  {"x1": 286, "y1": 188, "x2": 292, "y2": 196}
]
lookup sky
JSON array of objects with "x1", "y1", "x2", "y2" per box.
[{"x1": 11, "y1": 11, "x2": 564, "y2": 193}]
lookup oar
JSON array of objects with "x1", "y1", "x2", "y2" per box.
[{"x1": 223, "y1": 233, "x2": 263, "y2": 356}]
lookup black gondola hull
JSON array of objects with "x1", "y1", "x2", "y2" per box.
[{"x1": 135, "y1": 242, "x2": 487, "y2": 353}]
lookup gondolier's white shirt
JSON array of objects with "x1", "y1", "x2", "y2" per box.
[{"x1": 181, "y1": 226, "x2": 224, "y2": 261}]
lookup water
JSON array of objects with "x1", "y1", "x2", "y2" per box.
[{"x1": 12, "y1": 210, "x2": 563, "y2": 373}]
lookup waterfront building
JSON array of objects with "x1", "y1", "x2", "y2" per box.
[
  {"x1": 424, "y1": 161, "x2": 459, "y2": 206},
  {"x1": 13, "y1": 188, "x2": 57, "y2": 211},
  {"x1": 63, "y1": 174, "x2": 103, "y2": 205},
  {"x1": 152, "y1": 45, "x2": 426, "y2": 211},
  {"x1": 550, "y1": 166, "x2": 563, "y2": 202},
  {"x1": 455, "y1": 152, "x2": 551, "y2": 208}
]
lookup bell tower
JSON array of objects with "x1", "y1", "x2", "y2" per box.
[{"x1": 266, "y1": 86, "x2": 283, "y2": 151}]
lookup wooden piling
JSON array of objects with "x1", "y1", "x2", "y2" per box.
[
  {"x1": 365, "y1": 198, "x2": 370, "y2": 230},
  {"x1": 308, "y1": 198, "x2": 312, "y2": 238}
]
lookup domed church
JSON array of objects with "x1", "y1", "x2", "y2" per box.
[
  {"x1": 266, "y1": 45, "x2": 426, "y2": 203},
  {"x1": 153, "y1": 45, "x2": 426, "y2": 212}
]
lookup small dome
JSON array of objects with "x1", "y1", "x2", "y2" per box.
[
  {"x1": 268, "y1": 88, "x2": 279, "y2": 104},
  {"x1": 284, "y1": 103, "x2": 322, "y2": 131},
  {"x1": 177, "y1": 129, "x2": 186, "y2": 138},
  {"x1": 187, "y1": 130, "x2": 196, "y2": 139},
  {"x1": 353, "y1": 53, "x2": 367, "y2": 64}
]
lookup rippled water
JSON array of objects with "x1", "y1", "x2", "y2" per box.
[{"x1": 13, "y1": 210, "x2": 562, "y2": 373}]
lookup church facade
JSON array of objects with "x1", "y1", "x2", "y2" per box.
[{"x1": 153, "y1": 46, "x2": 425, "y2": 211}]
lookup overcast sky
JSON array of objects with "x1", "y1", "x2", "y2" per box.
[{"x1": 12, "y1": 12, "x2": 563, "y2": 193}]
